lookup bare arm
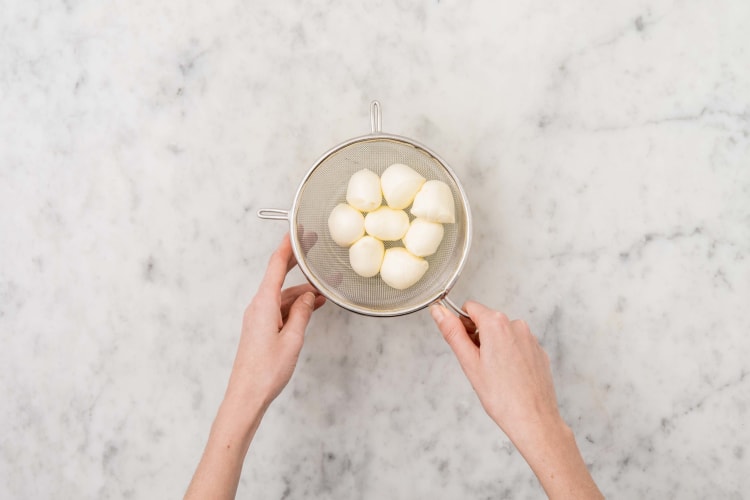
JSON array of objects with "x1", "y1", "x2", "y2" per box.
[
  {"x1": 185, "y1": 234, "x2": 325, "y2": 500},
  {"x1": 431, "y1": 302, "x2": 603, "y2": 499}
]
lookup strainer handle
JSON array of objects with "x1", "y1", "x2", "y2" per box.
[
  {"x1": 441, "y1": 296, "x2": 478, "y2": 335},
  {"x1": 370, "y1": 100, "x2": 382, "y2": 133},
  {"x1": 441, "y1": 296, "x2": 471, "y2": 319},
  {"x1": 257, "y1": 209, "x2": 289, "y2": 220}
]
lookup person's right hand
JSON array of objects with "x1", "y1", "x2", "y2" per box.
[
  {"x1": 431, "y1": 301, "x2": 604, "y2": 499},
  {"x1": 430, "y1": 301, "x2": 561, "y2": 442}
]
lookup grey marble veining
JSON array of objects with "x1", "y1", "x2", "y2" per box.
[{"x1": 1, "y1": 0, "x2": 749, "y2": 498}]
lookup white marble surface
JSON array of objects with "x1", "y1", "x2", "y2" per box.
[{"x1": 2, "y1": 0, "x2": 749, "y2": 498}]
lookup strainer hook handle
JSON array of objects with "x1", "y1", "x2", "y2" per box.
[
  {"x1": 441, "y1": 296, "x2": 470, "y2": 319},
  {"x1": 257, "y1": 208, "x2": 289, "y2": 220},
  {"x1": 441, "y1": 296, "x2": 478, "y2": 335},
  {"x1": 370, "y1": 100, "x2": 382, "y2": 133}
]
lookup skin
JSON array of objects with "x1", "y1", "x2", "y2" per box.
[
  {"x1": 184, "y1": 234, "x2": 325, "y2": 500},
  {"x1": 431, "y1": 302, "x2": 604, "y2": 499},
  {"x1": 185, "y1": 234, "x2": 603, "y2": 500}
]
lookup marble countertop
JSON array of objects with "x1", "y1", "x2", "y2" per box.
[{"x1": 2, "y1": 1, "x2": 749, "y2": 498}]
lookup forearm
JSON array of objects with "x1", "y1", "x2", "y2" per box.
[
  {"x1": 184, "y1": 394, "x2": 266, "y2": 500},
  {"x1": 509, "y1": 417, "x2": 603, "y2": 500}
]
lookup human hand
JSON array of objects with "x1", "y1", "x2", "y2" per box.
[
  {"x1": 185, "y1": 233, "x2": 326, "y2": 500},
  {"x1": 430, "y1": 301, "x2": 561, "y2": 445},
  {"x1": 431, "y1": 301, "x2": 604, "y2": 499},
  {"x1": 226, "y1": 233, "x2": 326, "y2": 411}
]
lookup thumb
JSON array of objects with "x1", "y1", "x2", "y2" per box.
[
  {"x1": 430, "y1": 304, "x2": 479, "y2": 370},
  {"x1": 282, "y1": 292, "x2": 316, "y2": 339}
]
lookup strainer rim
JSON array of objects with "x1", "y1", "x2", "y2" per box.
[{"x1": 289, "y1": 132, "x2": 473, "y2": 317}]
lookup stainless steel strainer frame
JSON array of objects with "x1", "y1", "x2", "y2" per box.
[{"x1": 258, "y1": 101, "x2": 472, "y2": 319}]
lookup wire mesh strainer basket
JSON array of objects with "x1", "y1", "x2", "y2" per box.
[{"x1": 258, "y1": 101, "x2": 472, "y2": 318}]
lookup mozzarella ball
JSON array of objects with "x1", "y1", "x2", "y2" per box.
[
  {"x1": 346, "y1": 169, "x2": 382, "y2": 212},
  {"x1": 403, "y1": 218, "x2": 444, "y2": 257},
  {"x1": 380, "y1": 247, "x2": 429, "y2": 290},
  {"x1": 410, "y1": 180, "x2": 455, "y2": 223},
  {"x1": 349, "y1": 236, "x2": 384, "y2": 278},
  {"x1": 364, "y1": 207, "x2": 410, "y2": 241},
  {"x1": 380, "y1": 163, "x2": 426, "y2": 209},
  {"x1": 328, "y1": 203, "x2": 364, "y2": 247}
]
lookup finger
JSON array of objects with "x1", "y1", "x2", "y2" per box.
[
  {"x1": 430, "y1": 304, "x2": 479, "y2": 370},
  {"x1": 464, "y1": 300, "x2": 505, "y2": 324},
  {"x1": 286, "y1": 230, "x2": 300, "y2": 273},
  {"x1": 287, "y1": 252, "x2": 299, "y2": 273},
  {"x1": 510, "y1": 319, "x2": 531, "y2": 336},
  {"x1": 456, "y1": 312, "x2": 479, "y2": 347},
  {"x1": 259, "y1": 234, "x2": 296, "y2": 299},
  {"x1": 280, "y1": 283, "x2": 319, "y2": 320},
  {"x1": 281, "y1": 292, "x2": 317, "y2": 340},
  {"x1": 281, "y1": 283, "x2": 318, "y2": 308},
  {"x1": 313, "y1": 294, "x2": 327, "y2": 310},
  {"x1": 510, "y1": 319, "x2": 544, "y2": 355},
  {"x1": 459, "y1": 314, "x2": 478, "y2": 335},
  {"x1": 464, "y1": 300, "x2": 510, "y2": 347},
  {"x1": 467, "y1": 330, "x2": 480, "y2": 347}
]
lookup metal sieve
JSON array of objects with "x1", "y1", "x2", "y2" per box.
[{"x1": 258, "y1": 101, "x2": 472, "y2": 319}]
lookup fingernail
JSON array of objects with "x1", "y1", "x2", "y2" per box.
[
  {"x1": 430, "y1": 304, "x2": 445, "y2": 321},
  {"x1": 302, "y1": 292, "x2": 315, "y2": 307}
]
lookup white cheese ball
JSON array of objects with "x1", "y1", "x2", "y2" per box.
[
  {"x1": 346, "y1": 169, "x2": 382, "y2": 212},
  {"x1": 380, "y1": 247, "x2": 429, "y2": 290},
  {"x1": 380, "y1": 163, "x2": 426, "y2": 209},
  {"x1": 349, "y1": 236, "x2": 384, "y2": 278},
  {"x1": 328, "y1": 203, "x2": 364, "y2": 247},
  {"x1": 364, "y1": 207, "x2": 410, "y2": 241},
  {"x1": 403, "y1": 218, "x2": 444, "y2": 257},
  {"x1": 411, "y1": 180, "x2": 455, "y2": 223}
]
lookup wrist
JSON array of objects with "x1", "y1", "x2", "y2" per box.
[
  {"x1": 222, "y1": 382, "x2": 270, "y2": 421},
  {"x1": 224, "y1": 368, "x2": 277, "y2": 413},
  {"x1": 506, "y1": 416, "x2": 602, "y2": 499},
  {"x1": 207, "y1": 393, "x2": 266, "y2": 456},
  {"x1": 506, "y1": 413, "x2": 572, "y2": 455}
]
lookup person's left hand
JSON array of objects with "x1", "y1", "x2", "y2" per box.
[{"x1": 225, "y1": 233, "x2": 326, "y2": 411}]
